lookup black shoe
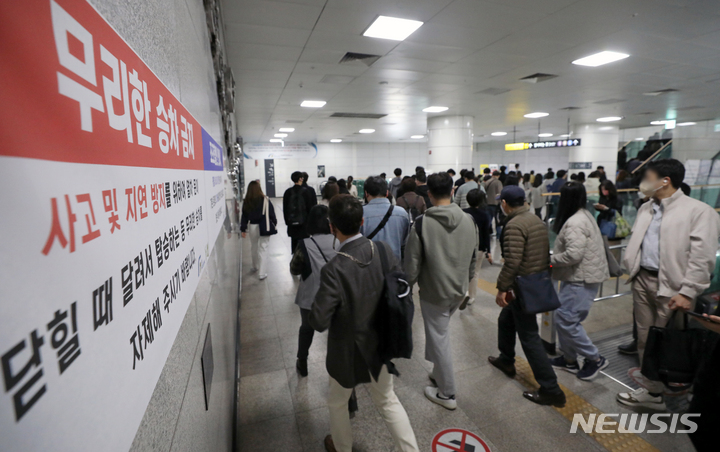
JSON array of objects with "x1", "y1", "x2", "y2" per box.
[
  {"x1": 618, "y1": 340, "x2": 638, "y2": 355},
  {"x1": 323, "y1": 435, "x2": 337, "y2": 452},
  {"x1": 488, "y1": 356, "x2": 516, "y2": 378},
  {"x1": 523, "y1": 390, "x2": 566, "y2": 407},
  {"x1": 296, "y1": 358, "x2": 308, "y2": 377}
]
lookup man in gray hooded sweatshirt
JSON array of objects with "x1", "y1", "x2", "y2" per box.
[{"x1": 404, "y1": 172, "x2": 478, "y2": 410}]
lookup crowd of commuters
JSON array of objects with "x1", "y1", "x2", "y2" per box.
[{"x1": 240, "y1": 157, "x2": 720, "y2": 451}]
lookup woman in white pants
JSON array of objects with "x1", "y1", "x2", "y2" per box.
[{"x1": 240, "y1": 181, "x2": 277, "y2": 280}]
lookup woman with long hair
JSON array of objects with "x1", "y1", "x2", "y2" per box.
[
  {"x1": 347, "y1": 175, "x2": 358, "y2": 198},
  {"x1": 522, "y1": 172, "x2": 532, "y2": 192},
  {"x1": 240, "y1": 181, "x2": 277, "y2": 280},
  {"x1": 528, "y1": 174, "x2": 545, "y2": 219},
  {"x1": 289, "y1": 205, "x2": 336, "y2": 377},
  {"x1": 320, "y1": 182, "x2": 339, "y2": 206},
  {"x1": 550, "y1": 181, "x2": 610, "y2": 381},
  {"x1": 595, "y1": 180, "x2": 622, "y2": 225},
  {"x1": 337, "y1": 178, "x2": 350, "y2": 195}
]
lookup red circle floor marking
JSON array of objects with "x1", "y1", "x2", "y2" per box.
[{"x1": 431, "y1": 428, "x2": 491, "y2": 452}]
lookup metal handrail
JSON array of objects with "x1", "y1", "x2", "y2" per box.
[
  {"x1": 631, "y1": 139, "x2": 673, "y2": 174},
  {"x1": 595, "y1": 243, "x2": 631, "y2": 302}
]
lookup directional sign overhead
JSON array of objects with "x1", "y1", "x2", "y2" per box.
[{"x1": 505, "y1": 138, "x2": 582, "y2": 151}]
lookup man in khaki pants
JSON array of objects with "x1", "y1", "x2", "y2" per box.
[{"x1": 617, "y1": 159, "x2": 720, "y2": 409}]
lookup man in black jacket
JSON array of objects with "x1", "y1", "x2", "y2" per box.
[
  {"x1": 283, "y1": 171, "x2": 317, "y2": 252},
  {"x1": 310, "y1": 195, "x2": 419, "y2": 452},
  {"x1": 414, "y1": 170, "x2": 432, "y2": 207}
]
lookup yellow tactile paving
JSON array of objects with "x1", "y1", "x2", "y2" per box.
[{"x1": 513, "y1": 358, "x2": 659, "y2": 452}]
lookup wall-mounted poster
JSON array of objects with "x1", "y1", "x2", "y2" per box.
[
  {"x1": 317, "y1": 165, "x2": 326, "y2": 178},
  {"x1": 0, "y1": 1, "x2": 226, "y2": 450}
]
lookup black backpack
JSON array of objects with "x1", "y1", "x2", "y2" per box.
[
  {"x1": 400, "y1": 195, "x2": 422, "y2": 224},
  {"x1": 287, "y1": 187, "x2": 307, "y2": 226},
  {"x1": 374, "y1": 242, "x2": 414, "y2": 362}
]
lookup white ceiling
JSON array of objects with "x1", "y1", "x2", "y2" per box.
[{"x1": 221, "y1": 0, "x2": 720, "y2": 144}]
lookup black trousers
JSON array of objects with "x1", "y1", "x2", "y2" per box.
[
  {"x1": 689, "y1": 336, "x2": 720, "y2": 451},
  {"x1": 534, "y1": 207, "x2": 542, "y2": 219},
  {"x1": 497, "y1": 302, "x2": 561, "y2": 394},
  {"x1": 297, "y1": 308, "x2": 315, "y2": 359}
]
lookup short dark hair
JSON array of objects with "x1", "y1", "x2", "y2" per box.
[
  {"x1": 646, "y1": 158, "x2": 685, "y2": 189},
  {"x1": 394, "y1": 168, "x2": 402, "y2": 177},
  {"x1": 466, "y1": 188, "x2": 486, "y2": 208},
  {"x1": 427, "y1": 172, "x2": 454, "y2": 199},
  {"x1": 328, "y1": 195, "x2": 364, "y2": 236},
  {"x1": 328, "y1": 176, "x2": 337, "y2": 183},
  {"x1": 415, "y1": 171, "x2": 427, "y2": 183},
  {"x1": 505, "y1": 175, "x2": 519, "y2": 186},
  {"x1": 554, "y1": 181, "x2": 587, "y2": 234},
  {"x1": 364, "y1": 175, "x2": 388, "y2": 197},
  {"x1": 483, "y1": 168, "x2": 491, "y2": 174},
  {"x1": 399, "y1": 177, "x2": 417, "y2": 196},
  {"x1": 597, "y1": 165, "x2": 604, "y2": 171},
  {"x1": 415, "y1": 166, "x2": 424, "y2": 173},
  {"x1": 302, "y1": 172, "x2": 310, "y2": 183},
  {"x1": 492, "y1": 170, "x2": 500, "y2": 176},
  {"x1": 380, "y1": 173, "x2": 386, "y2": 179},
  {"x1": 306, "y1": 205, "x2": 331, "y2": 235},
  {"x1": 291, "y1": 171, "x2": 303, "y2": 183},
  {"x1": 460, "y1": 169, "x2": 468, "y2": 177},
  {"x1": 447, "y1": 169, "x2": 456, "y2": 176},
  {"x1": 500, "y1": 165, "x2": 507, "y2": 172},
  {"x1": 556, "y1": 170, "x2": 567, "y2": 179},
  {"x1": 464, "y1": 171, "x2": 475, "y2": 180},
  {"x1": 546, "y1": 171, "x2": 555, "y2": 179}
]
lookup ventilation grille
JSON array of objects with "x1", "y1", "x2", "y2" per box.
[
  {"x1": 594, "y1": 98, "x2": 626, "y2": 105},
  {"x1": 643, "y1": 88, "x2": 679, "y2": 96},
  {"x1": 476, "y1": 87, "x2": 511, "y2": 96},
  {"x1": 339, "y1": 52, "x2": 381, "y2": 66},
  {"x1": 677, "y1": 105, "x2": 703, "y2": 111},
  {"x1": 330, "y1": 112, "x2": 387, "y2": 119},
  {"x1": 519, "y1": 73, "x2": 558, "y2": 83},
  {"x1": 559, "y1": 106, "x2": 582, "y2": 110},
  {"x1": 285, "y1": 120, "x2": 303, "y2": 124}
]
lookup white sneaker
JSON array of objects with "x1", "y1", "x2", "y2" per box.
[
  {"x1": 616, "y1": 387, "x2": 665, "y2": 409},
  {"x1": 259, "y1": 274, "x2": 268, "y2": 280},
  {"x1": 424, "y1": 386, "x2": 457, "y2": 410}
]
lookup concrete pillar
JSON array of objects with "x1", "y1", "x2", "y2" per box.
[
  {"x1": 569, "y1": 123, "x2": 619, "y2": 181},
  {"x1": 427, "y1": 115, "x2": 474, "y2": 175}
]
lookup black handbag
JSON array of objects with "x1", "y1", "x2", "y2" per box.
[
  {"x1": 641, "y1": 311, "x2": 712, "y2": 385},
  {"x1": 513, "y1": 270, "x2": 561, "y2": 315}
]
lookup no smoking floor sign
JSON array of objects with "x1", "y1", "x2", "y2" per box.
[{"x1": 431, "y1": 428, "x2": 491, "y2": 452}]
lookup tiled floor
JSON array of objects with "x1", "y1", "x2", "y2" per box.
[{"x1": 236, "y1": 199, "x2": 693, "y2": 452}]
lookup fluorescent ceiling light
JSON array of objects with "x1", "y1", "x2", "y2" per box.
[
  {"x1": 524, "y1": 112, "x2": 549, "y2": 118},
  {"x1": 301, "y1": 100, "x2": 326, "y2": 108},
  {"x1": 330, "y1": 139, "x2": 342, "y2": 143},
  {"x1": 635, "y1": 137, "x2": 645, "y2": 140},
  {"x1": 665, "y1": 119, "x2": 676, "y2": 129},
  {"x1": 411, "y1": 135, "x2": 425, "y2": 139},
  {"x1": 274, "y1": 133, "x2": 288, "y2": 138},
  {"x1": 677, "y1": 122, "x2": 696, "y2": 126},
  {"x1": 650, "y1": 120, "x2": 669, "y2": 125},
  {"x1": 538, "y1": 133, "x2": 553, "y2": 137},
  {"x1": 359, "y1": 129, "x2": 375, "y2": 134},
  {"x1": 269, "y1": 139, "x2": 283, "y2": 143},
  {"x1": 572, "y1": 51, "x2": 629, "y2": 67},
  {"x1": 560, "y1": 134, "x2": 571, "y2": 138},
  {"x1": 599, "y1": 126, "x2": 613, "y2": 131},
  {"x1": 422, "y1": 106, "x2": 449, "y2": 113},
  {"x1": 597, "y1": 116, "x2": 622, "y2": 122},
  {"x1": 491, "y1": 131, "x2": 507, "y2": 136},
  {"x1": 279, "y1": 127, "x2": 295, "y2": 132},
  {"x1": 363, "y1": 16, "x2": 423, "y2": 41}
]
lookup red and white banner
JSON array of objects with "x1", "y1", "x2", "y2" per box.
[{"x1": 0, "y1": 1, "x2": 227, "y2": 450}]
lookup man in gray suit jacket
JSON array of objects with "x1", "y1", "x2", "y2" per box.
[{"x1": 310, "y1": 195, "x2": 419, "y2": 452}]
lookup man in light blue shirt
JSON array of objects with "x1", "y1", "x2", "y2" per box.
[
  {"x1": 453, "y1": 170, "x2": 480, "y2": 209},
  {"x1": 639, "y1": 202, "x2": 662, "y2": 271},
  {"x1": 360, "y1": 175, "x2": 410, "y2": 261}
]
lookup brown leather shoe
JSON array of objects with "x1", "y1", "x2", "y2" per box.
[
  {"x1": 488, "y1": 356, "x2": 516, "y2": 378},
  {"x1": 523, "y1": 390, "x2": 566, "y2": 407},
  {"x1": 324, "y1": 435, "x2": 337, "y2": 452}
]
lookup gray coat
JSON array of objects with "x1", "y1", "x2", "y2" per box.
[
  {"x1": 310, "y1": 237, "x2": 399, "y2": 388},
  {"x1": 291, "y1": 234, "x2": 336, "y2": 310},
  {"x1": 551, "y1": 209, "x2": 609, "y2": 284}
]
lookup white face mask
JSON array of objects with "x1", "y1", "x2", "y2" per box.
[
  {"x1": 500, "y1": 203, "x2": 507, "y2": 216},
  {"x1": 639, "y1": 178, "x2": 666, "y2": 198}
]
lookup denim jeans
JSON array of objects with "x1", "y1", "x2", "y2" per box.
[{"x1": 554, "y1": 282, "x2": 601, "y2": 362}]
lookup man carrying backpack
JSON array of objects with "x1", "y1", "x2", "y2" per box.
[
  {"x1": 283, "y1": 171, "x2": 317, "y2": 252},
  {"x1": 395, "y1": 177, "x2": 426, "y2": 224},
  {"x1": 360, "y1": 175, "x2": 410, "y2": 261},
  {"x1": 404, "y1": 172, "x2": 478, "y2": 410},
  {"x1": 310, "y1": 195, "x2": 419, "y2": 452}
]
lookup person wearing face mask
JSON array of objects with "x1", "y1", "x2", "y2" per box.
[{"x1": 616, "y1": 159, "x2": 720, "y2": 410}]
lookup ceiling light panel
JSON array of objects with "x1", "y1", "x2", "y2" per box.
[
  {"x1": 330, "y1": 139, "x2": 342, "y2": 143},
  {"x1": 524, "y1": 112, "x2": 549, "y2": 118},
  {"x1": 278, "y1": 128, "x2": 295, "y2": 132},
  {"x1": 538, "y1": 133, "x2": 553, "y2": 137},
  {"x1": 363, "y1": 16, "x2": 424, "y2": 41},
  {"x1": 274, "y1": 133, "x2": 287, "y2": 138},
  {"x1": 411, "y1": 135, "x2": 425, "y2": 139},
  {"x1": 301, "y1": 100, "x2": 326, "y2": 108},
  {"x1": 359, "y1": 129, "x2": 375, "y2": 134},
  {"x1": 491, "y1": 132, "x2": 507, "y2": 136},
  {"x1": 422, "y1": 106, "x2": 449, "y2": 113},
  {"x1": 572, "y1": 51, "x2": 629, "y2": 67},
  {"x1": 597, "y1": 116, "x2": 622, "y2": 122}
]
